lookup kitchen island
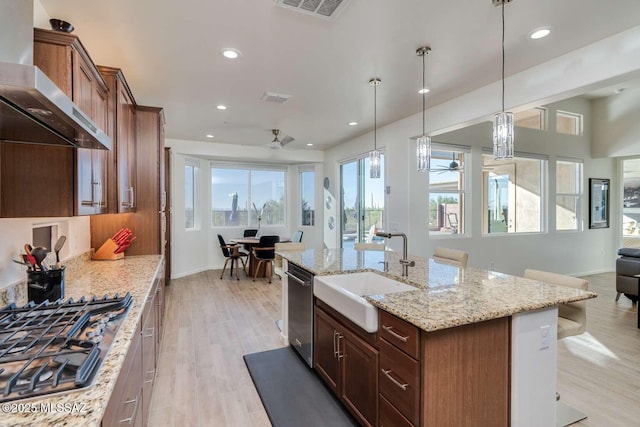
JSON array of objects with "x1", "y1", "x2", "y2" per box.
[
  {"x1": 277, "y1": 248, "x2": 596, "y2": 427},
  {"x1": 2, "y1": 254, "x2": 164, "y2": 427}
]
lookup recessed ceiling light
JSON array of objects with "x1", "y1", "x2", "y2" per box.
[
  {"x1": 221, "y1": 48, "x2": 241, "y2": 59},
  {"x1": 529, "y1": 28, "x2": 551, "y2": 39},
  {"x1": 217, "y1": 105, "x2": 227, "y2": 110},
  {"x1": 206, "y1": 134, "x2": 214, "y2": 138},
  {"x1": 348, "y1": 121, "x2": 358, "y2": 126},
  {"x1": 418, "y1": 87, "x2": 430, "y2": 94},
  {"x1": 307, "y1": 143, "x2": 314, "y2": 146}
]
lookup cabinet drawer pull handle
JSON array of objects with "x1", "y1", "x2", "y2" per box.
[
  {"x1": 382, "y1": 325, "x2": 409, "y2": 342},
  {"x1": 119, "y1": 397, "x2": 139, "y2": 424},
  {"x1": 336, "y1": 334, "x2": 344, "y2": 359},
  {"x1": 333, "y1": 330, "x2": 338, "y2": 358},
  {"x1": 381, "y1": 368, "x2": 408, "y2": 391}
]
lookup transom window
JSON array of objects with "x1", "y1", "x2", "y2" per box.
[
  {"x1": 556, "y1": 111, "x2": 582, "y2": 135},
  {"x1": 211, "y1": 164, "x2": 286, "y2": 227},
  {"x1": 428, "y1": 144, "x2": 469, "y2": 236},
  {"x1": 514, "y1": 107, "x2": 546, "y2": 130}
]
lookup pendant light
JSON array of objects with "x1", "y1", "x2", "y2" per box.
[
  {"x1": 492, "y1": 0, "x2": 514, "y2": 160},
  {"x1": 369, "y1": 78, "x2": 381, "y2": 179},
  {"x1": 416, "y1": 46, "x2": 432, "y2": 172}
]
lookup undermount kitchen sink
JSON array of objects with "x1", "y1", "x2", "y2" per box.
[{"x1": 313, "y1": 272, "x2": 416, "y2": 333}]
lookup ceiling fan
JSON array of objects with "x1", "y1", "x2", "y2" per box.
[
  {"x1": 269, "y1": 129, "x2": 295, "y2": 149},
  {"x1": 430, "y1": 153, "x2": 460, "y2": 173}
]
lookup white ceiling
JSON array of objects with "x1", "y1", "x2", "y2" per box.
[{"x1": 39, "y1": 0, "x2": 640, "y2": 150}]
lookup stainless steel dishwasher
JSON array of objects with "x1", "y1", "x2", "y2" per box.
[{"x1": 286, "y1": 263, "x2": 314, "y2": 367}]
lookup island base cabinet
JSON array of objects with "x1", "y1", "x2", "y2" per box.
[
  {"x1": 421, "y1": 317, "x2": 510, "y2": 427},
  {"x1": 314, "y1": 305, "x2": 378, "y2": 427}
]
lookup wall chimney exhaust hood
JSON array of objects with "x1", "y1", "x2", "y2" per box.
[{"x1": 0, "y1": 61, "x2": 112, "y2": 150}]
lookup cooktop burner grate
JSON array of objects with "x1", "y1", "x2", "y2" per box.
[{"x1": 0, "y1": 293, "x2": 132, "y2": 402}]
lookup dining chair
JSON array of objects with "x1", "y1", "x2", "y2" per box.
[
  {"x1": 217, "y1": 234, "x2": 248, "y2": 280},
  {"x1": 252, "y1": 235, "x2": 280, "y2": 283},
  {"x1": 238, "y1": 228, "x2": 257, "y2": 254},
  {"x1": 523, "y1": 269, "x2": 589, "y2": 425},
  {"x1": 433, "y1": 247, "x2": 469, "y2": 267},
  {"x1": 293, "y1": 230, "x2": 303, "y2": 243}
]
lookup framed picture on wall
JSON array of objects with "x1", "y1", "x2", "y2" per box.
[{"x1": 589, "y1": 178, "x2": 610, "y2": 229}]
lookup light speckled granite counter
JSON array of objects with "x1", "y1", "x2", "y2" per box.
[
  {"x1": 2, "y1": 254, "x2": 163, "y2": 427},
  {"x1": 278, "y1": 248, "x2": 596, "y2": 332}
]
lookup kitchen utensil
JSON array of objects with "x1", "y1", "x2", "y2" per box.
[
  {"x1": 26, "y1": 254, "x2": 38, "y2": 270},
  {"x1": 54, "y1": 235, "x2": 67, "y2": 268},
  {"x1": 31, "y1": 246, "x2": 49, "y2": 271},
  {"x1": 13, "y1": 259, "x2": 31, "y2": 268}
]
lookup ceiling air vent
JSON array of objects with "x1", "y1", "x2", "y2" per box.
[
  {"x1": 261, "y1": 91, "x2": 291, "y2": 104},
  {"x1": 275, "y1": 0, "x2": 350, "y2": 21}
]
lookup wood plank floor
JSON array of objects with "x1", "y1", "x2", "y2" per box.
[{"x1": 149, "y1": 270, "x2": 640, "y2": 426}]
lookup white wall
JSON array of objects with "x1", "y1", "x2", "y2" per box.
[
  {"x1": 166, "y1": 139, "x2": 325, "y2": 278},
  {"x1": 0, "y1": 217, "x2": 92, "y2": 289},
  {"x1": 592, "y1": 88, "x2": 640, "y2": 158}
]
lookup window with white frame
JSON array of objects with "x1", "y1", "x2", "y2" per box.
[
  {"x1": 428, "y1": 144, "x2": 469, "y2": 236},
  {"x1": 556, "y1": 111, "x2": 582, "y2": 135},
  {"x1": 184, "y1": 160, "x2": 198, "y2": 230},
  {"x1": 514, "y1": 107, "x2": 546, "y2": 130},
  {"x1": 211, "y1": 164, "x2": 286, "y2": 227},
  {"x1": 300, "y1": 168, "x2": 315, "y2": 226},
  {"x1": 482, "y1": 152, "x2": 547, "y2": 234},
  {"x1": 556, "y1": 158, "x2": 583, "y2": 231}
]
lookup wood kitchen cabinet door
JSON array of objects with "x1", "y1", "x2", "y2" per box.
[
  {"x1": 97, "y1": 66, "x2": 137, "y2": 214},
  {"x1": 340, "y1": 326, "x2": 378, "y2": 427},
  {"x1": 314, "y1": 307, "x2": 340, "y2": 394},
  {"x1": 33, "y1": 28, "x2": 110, "y2": 216}
]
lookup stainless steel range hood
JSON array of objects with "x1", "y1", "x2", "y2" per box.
[{"x1": 0, "y1": 61, "x2": 112, "y2": 150}]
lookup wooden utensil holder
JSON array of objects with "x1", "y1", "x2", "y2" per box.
[{"x1": 92, "y1": 239, "x2": 125, "y2": 260}]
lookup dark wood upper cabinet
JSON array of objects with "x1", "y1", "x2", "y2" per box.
[
  {"x1": 33, "y1": 28, "x2": 109, "y2": 215},
  {"x1": 97, "y1": 66, "x2": 137, "y2": 214}
]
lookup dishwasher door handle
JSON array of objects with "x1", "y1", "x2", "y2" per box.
[{"x1": 285, "y1": 271, "x2": 311, "y2": 286}]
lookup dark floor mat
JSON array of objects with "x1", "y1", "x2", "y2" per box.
[{"x1": 243, "y1": 347, "x2": 357, "y2": 427}]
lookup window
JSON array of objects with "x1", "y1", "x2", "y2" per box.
[
  {"x1": 514, "y1": 107, "x2": 546, "y2": 130},
  {"x1": 300, "y1": 168, "x2": 315, "y2": 226},
  {"x1": 340, "y1": 154, "x2": 385, "y2": 248},
  {"x1": 211, "y1": 164, "x2": 286, "y2": 227},
  {"x1": 556, "y1": 159, "x2": 583, "y2": 231},
  {"x1": 184, "y1": 161, "x2": 198, "y2": 229},
  {"x1": 483, "y1": 153, "x2": 547, "y2": 234},
  {"x1": 622, "y1": 158, "x2": 640, "y2": 245},
  {"x1": 556, "y1": 111, "x2": 582, "y2": 135},
  {"x1": 428, "y1": 145, "x2": 468, "y2": 236}
]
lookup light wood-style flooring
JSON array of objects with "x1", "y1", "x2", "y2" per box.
[{"x1": 149, "y1": 270, "x2": 640, "y2": 426}]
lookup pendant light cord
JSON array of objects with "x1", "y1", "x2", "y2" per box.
[
  {"x1": 501, "y1": 1, "x2": 505, "y2": 113},
  {"x1": 374, "y1": 82, "x2": 377, "y2": 151},
  {"x1": 422, "y1": 51, "x2": 426, "y2": 135}
]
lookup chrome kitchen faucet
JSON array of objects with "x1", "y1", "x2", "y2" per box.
[{"x1": 375, "y1": 231, "x2": 415, "y2": 277}]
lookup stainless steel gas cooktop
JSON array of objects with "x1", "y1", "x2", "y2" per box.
[{"x1": 0, "y1": 294, "x2": 132, "y2": 402}]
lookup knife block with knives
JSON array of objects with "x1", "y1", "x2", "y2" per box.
[{"x1": 93, "y1": 228, "x2": 136, "y2": 260}]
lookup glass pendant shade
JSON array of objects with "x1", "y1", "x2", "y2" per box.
[
  {"x1": 416, "y1": 135, "x2": 431, "y2": 172},
  {"x1": 493, "y1": 111, "x2": 514, "y2": 159},
  {"x1": 370, "y1": 149, "x2": 381, "y2": 179}
]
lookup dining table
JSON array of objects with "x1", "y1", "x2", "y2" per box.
[{"x1": 230, "y1": 236, "x2": 290, "y2": 277}]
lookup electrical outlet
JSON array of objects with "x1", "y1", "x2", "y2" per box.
[{"x1": 540, "y1": 325, "x2": 550, "y2": 350}]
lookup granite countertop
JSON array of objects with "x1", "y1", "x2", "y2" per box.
[
  {"x1": 278, "y1": 248, "x2": 597, "y2": 332},
  {"x1": 2, "y1": 254, "x2": 163, "y2": 427}
]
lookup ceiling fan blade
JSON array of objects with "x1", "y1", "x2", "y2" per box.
[{"x1": 280, "y1": 135, "x2": 295, "y2": 146}]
